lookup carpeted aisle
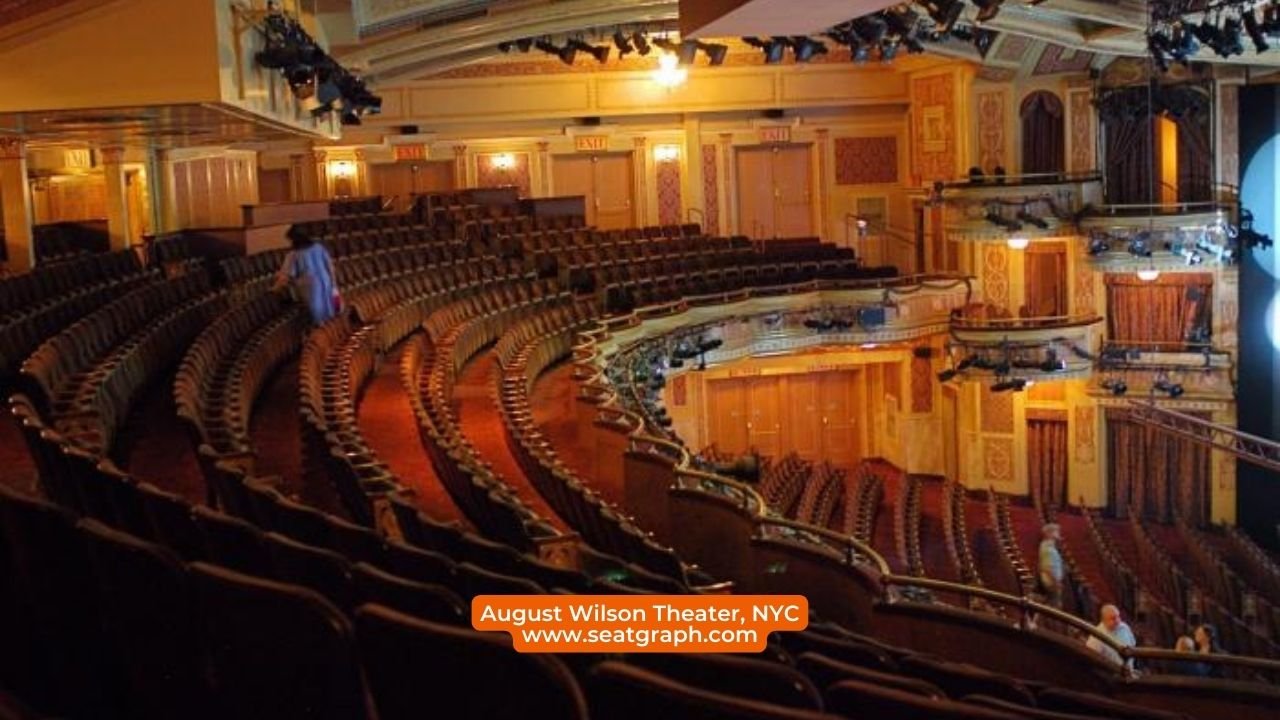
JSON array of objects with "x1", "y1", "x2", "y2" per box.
[
  {"x1": 453, "y1": 350, "x2": 569, "y2": 532},
  {"x1": 0, "y1": 409, "x2": 40, "y2": 496},
  {"x1": 528, "y1": 361, "x2": 619, "y2": 501},
  {"x1": 358, "y1": 345, "x2": 462, "y2": 525},
  {"x1": 116, "y1": 374, "x2": 205, "y2": 504}
]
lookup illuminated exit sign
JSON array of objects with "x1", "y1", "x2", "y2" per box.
[
  {"x1": 759, "y1": 126, "x2": 791, "y2": 144},
  {"x1": 574, "y1": 135, "x2": 609, "y2": 152}
]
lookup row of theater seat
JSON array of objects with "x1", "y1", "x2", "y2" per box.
[
  {"x1": 792, "y1": 462, "x2": 845, "y2": 530},
  {"x1": 989, "y1": 490, "x2": 1037, "y2": 596},
  {"x1": 840, "y1": 472, "x2": 882, "y2": 544},
  {"x1": 941, "y1": 479, "x2": 983, "y2": 586},
  {"x1": 1175, "y1": 516, "x2": 1280, "y2": 644},
  {"x1": 491, "y1": 297, "x2": 719, "y2": 586},
  {"x1": 0, "y1": 471, "x2": 1223, "y2": 720},
  {"x1": 759, "y1": 453, "x2": 812, "y2": 513},
  {"x1": 175, "y1": 292, "x2": 308, "y2": 498},
  {"x1": 0, "y1": 247, "x2": 140, "y2": 318},
  {"x1": 1081, "y1": 506, "x2": 1188, "y2": 650},
  {"x1": 17, "y1": 269, "x2": 223, "y2": 456},
  {"x1": 1128, "y1": 512, "x2": 1279, "y2": 658},
  {"x1": 1222, "y1": 523, "x2": 1280, "y2": 604},
  {"x1": 895, "y1": 476, "x2": 925, "y2": 577},
  {"x1": 0, "y1": 252, "x2": 151, "y2": 382}
]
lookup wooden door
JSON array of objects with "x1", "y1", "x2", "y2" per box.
[
  {"x1": 707, "y1": 379, "x2": 749, "y2": 455},
  {"x1": 773, "y1": 145, "x2": 813, "y2": 238},
  {"x1": 553, "y1": 156, "x2": 597, "y2": 225},
  {"x1": 736, "y1": 148, "x2": 775, "y2": 239},
  {"x1": 785, "y1": 374, "x2": 823, "y2": 461},
  {"x1": 593, "y1": 153, "x2": 635, "y2": 230},
  {"x1": 746, "y1": 377, "x2": 782, "y2": 457},
  {"x1": 819, "y1": 371, "x2": 860, "y2": 468},
  {"x1": 1025, "y1": 242, "x2": 1068, "y2": 317},
  {"x1": 414, "y1": 161, "x2": 455, "y2": 194},
  {"x1": 258, "y1": 168, "x2": 292, "y2": 204}
]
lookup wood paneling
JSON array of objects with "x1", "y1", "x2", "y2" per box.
[
  {"x1": 370, "y1": 160, "x2": 454, "y2": 211},
  {"x1": 172, "y1": 153, "x2": 257, "y2": 229},
  {"x1": 258, "y1": 168, "x2": 292, "y2": 204},
  {"x1": 552, "y1": 153, "x2": 634, "y2": 230},
  {"x1": 735, "y1": 144, "x2": 813, "y2": 239},
  {"x1": 705, "y1": 370, "x2": 865, "y2": 466}
]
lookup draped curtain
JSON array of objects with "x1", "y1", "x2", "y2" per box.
[
  {"x1": 1098, "y1": 83, "x2": 1213, "y2": 206},
  {"x1": 1021, "y1": 91, "x2": 1065, "y2": 176},
  {"x1": 1106, "y1": 409, "x2": 1210, "y2": 525},
  {"x1": 1028, "y1": 418, "x2": 1069, "y2": 510},
  {"x1": 1105, "y1": 273, "x2": 1213, "y2": 346}
]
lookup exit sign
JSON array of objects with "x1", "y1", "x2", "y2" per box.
[
  {"x1": 574, "y1": 135, "x2": 609, "y2": 152},
  {"x1": 759, "y1": 126, "x2": 791, "y2": 144},
  {"x1": 393, "y1": 144, "x2": 427, "y2": 161}
]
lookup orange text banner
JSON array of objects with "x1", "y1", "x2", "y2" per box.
[{"x1": 472, "y1": 594, "x2": 809, "y2": 653}]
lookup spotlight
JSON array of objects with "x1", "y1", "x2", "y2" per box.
[
  {"x1": 956, "y1": 355, "x2": 978, "y2": 370},
  {"x1": 1017, "y1": 210, "x2": 1049, "y2": 229},
  {"x1": 566, "y1": 38, "x2": 610, "y2": 64},
  {"x1": 855, "y1": 16, "x2": 888, "y2": 44},
  {"x1": 1101, "y1": 378, "x2": 1128, "y2": 396},
  {"x1": 675, "y1": 40, "x2": 699, "y2": 66},
  {"x1": 633, "y1": 32, "x2": 652, "y2": 56},
  {"x1": 938, "y1": 368, "x2": 959, "y2": 382},
  {"x1": 1128, "y1": 233, "x2": 1153, "y2": 257},
  {"x1": 1245, "y1": 9, "x2": 1269, "y2": 52},
  {"x1": 516, "y1": 37, "x2": 534, "y2": 52},
  {"x1": 921, "y1": 0, "x2": 965, "y2": 32},
  {"x1": 558, "y1": 44, "x2": 579, "y2": 65},
  {"x1": 852, "y1": 42, "x2": 871, "y2": 62},
  {"x1": 497, "y1": 41, "x2": 514, "y2": 53},
  {"x1": 535, "y1": 38, "x2": 561, "y2": 55},
  {"x1": 652, "y1": 37, "x2": 680, "y2": 54},
  {"x1": 972, "y1": 0, "x2": 1003, "y2": 23},
  {"x1": 1154, "y1": 378, "x2": 1185, "y2": 397},
  {"x1": 1220, "y1": 17, "x2": 1245, "y2": 57},
  {"x1": 974, "y1": 28, "x2": 997, "y2": 58},
  {"x1": 991, "y1": 377, "x2": 1028, "y2": 392},
  {"x1": 613, "y1": 30, "x2": 635, "y2": 56},
  {"x1": 286, "y1": 65, "x2": 315, "y2": 98},
  {"x1": 1088, "y1": 236, "x2": 1111, "y2": 255},
  {"x1": 792, "y1": 37, "x2": 828, "y2": 62},
  {"x1": 697, "y1": 41, "x2": 729, "y2": 66},
  {"x1": 1039, "y1": 351, "x2": 1066, "y2": 372},
  {"x1": 879, "y1": 38, "x2": 900, "y2": 61},
  {"x1": 984, "y1": 209, "x2": 1022, "y2": 231}
]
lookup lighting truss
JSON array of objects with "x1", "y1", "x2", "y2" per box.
[{"x1": 1125, "y1": 401, "x2": 1280, "y2": 473}]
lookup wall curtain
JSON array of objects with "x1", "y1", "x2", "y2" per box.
[
  {"x1": 1021, "y1": 91, "x2": 1065, "y2": 175},
  {"x1": 1106, "y1": 409, "x2": 1210, "y2": 525},
  {"x1": 1097, "y1": 83, "x2": 1212, "y2": 205},
  {"x1": 1027, "y1": 416, "x2": 1069, "y2": 510},
  {"x1": 1104, "y1": 273, "x2": 1212, "y2": 346}
]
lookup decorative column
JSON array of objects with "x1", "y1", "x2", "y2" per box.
[
  {"x1": 814, "y1": 128, "x2": 830, "y2": 241},
  {"x1": 288, "y1": 153, "x2": 307, "y2": 201},
  {"x1": 101, "y1": 146, "x2": 132, "y2": 251},
  {"x1": 632, "y1": 136, "x2": 648, "y2": 227},
  {"x1": 147, "y1": 147, "x2": 178, "y2": 234},
  {"x1": 354, "y1": 149, "x2": 370, "y2": 197},
  {"x1": 681, "y1": 117, "x2": 704, "y2": 227},
  {"x1": 312, "y1": 149, "x2": 329, "y2": 200},
  {"x1": 719, "y1": 133, "x2": 736, "y2": 235},
  {"x1": 452, "y1": 145, "x2": 468, "y2": 189},
  {"x1": 0, "y1": 138, "x2": 35, "y2": 272},
  {"x1": 536, "y1": 141, "x2": 551, "y2": 196}
]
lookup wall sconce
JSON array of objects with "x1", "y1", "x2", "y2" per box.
[
  {"x1": 329, "y1": 160, "x2": 356, "y2": 179},
  {"x1": 1006, "y1": 237, "x2": 1029, "y2": 250},
  {"x1": 654, "y1": 145, "x2": 681, "y2": 163},
  {"x1": 490, "y1": 153, "x2": 516, "y2": 170}
]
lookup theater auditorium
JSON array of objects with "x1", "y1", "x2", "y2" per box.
[{"x1": 1, "y1": 0, "x2": 1280, "y2": 717}]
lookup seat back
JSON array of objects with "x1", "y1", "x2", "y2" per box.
[
  {"x1": 264, "y1": 531, "x2": 356, "y2": 612},
  {"x1": 624, "y1": 653, "x2": 823, "y2": 711},
  {"x1": 355, "y1": 604, "x2": 588, "y2": 720},
  {"x1": 795, "y1": 652, "x2": 945, "y2": 700},
  {"x1": 0, "y1": 485, "x2": 121, "y2": 717},
  {"x1": 350, "y1": 562, "x2": 466, "y2": 626},
  {"x1": 79, "y1": 518, "x2": 210, "y2": 719},
  {"x1": 189, "y1": 562, "x2": 367, "y2": 720},
  {"x1": 586, "y1": 661, "x2": 842, "y2": 720},
  {"x1": 825, "y1": 678, "x2": 1026, "y2": 720}
]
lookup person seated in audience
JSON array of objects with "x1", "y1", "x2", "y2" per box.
[
  {"x1": 1085, "y1": 604, "x2": 1136, "y2": 670},
  {"x1": 1172, "y1": 635, "x2": 1212, "y2": 677},
  {"x1": 1037, "y1": 522, "x2": 1065, "y2": 608},
  {"x1": 1193, "y1": 623, "x2": 1225, "y2": 677},
  {"x1": 274, "y1": 226, "x2": 341, "y2": 327}
]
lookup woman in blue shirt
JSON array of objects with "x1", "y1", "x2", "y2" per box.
[{"x1": 274, "y1": 226, "x2": 340, "y2": 326}]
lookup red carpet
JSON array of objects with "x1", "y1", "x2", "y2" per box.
[
  {"x1": 357, "y1": 346, "x2": 463, "y2": 525},
  {"x1": 0, "y1": 406, "x2": 40, "y2": 497},
  {"x1": 453, "y1": 350, "x2": 568, "y2": 532},
  {"x1": 116, "y1": 374, "x2": 205, "y2": 503},
  {"x1": 528, "y1": 361, "x2": 620, "y2": 502}
]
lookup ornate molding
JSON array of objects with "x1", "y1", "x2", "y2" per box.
[{"x1": 0, "y1": 137, "x2": 23, "y2": 160}]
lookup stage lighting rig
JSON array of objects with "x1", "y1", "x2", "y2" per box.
[
  {"x1": 1017, "y1": 209, "x2": 1050, "y2": 230},
  {"x1": 1153, "y1": 376, "x2": 1185, "y2": 397},
  {"x1": 985, "y1": 208, "x2": 1023, "y2": 232},
  {"x1": 1101, "y1": 377, "x2": 1129, "y2": 396},
  {"x1": 991, "y1": 377, "x2": 1029, "y2": 393}
]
